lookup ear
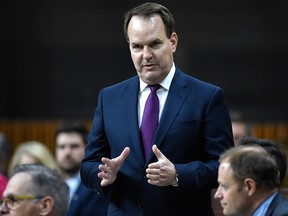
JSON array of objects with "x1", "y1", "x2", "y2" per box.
[
  {"x1": 170, "y1": 32, "x2": 178, "y2": 52},
  {"x1": 244, "y1": 178, "x2": 256, "y2": 196},
  {"x1": 39, "y1": 196, "x2": 54, "y2": 216}
]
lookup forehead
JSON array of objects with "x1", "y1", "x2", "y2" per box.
[
  {"x1": 218, "y1": 161, "x2": 235, "y2": 182},
  {"x1": 127, "y1": 15, "x2": 166, "y2": 38},
  {"x1": 3, "y1": 173, "x2": 32, "y2": 196},
  {"x1": 56, "y1": 132, "x2": 84, "y2": 144},
  {"x1": 219, "y1": 162, "x2": 231, "y2": 173}
]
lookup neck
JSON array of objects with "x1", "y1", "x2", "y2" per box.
[{"x1": 61, "y1": 170, "x2": 79, "y2": 180}]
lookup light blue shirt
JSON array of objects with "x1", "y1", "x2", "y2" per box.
[
  {"x1": 252, "y1": 192, "x2": 277, "y2": 216},
  {"x1": 66, "y1": 172, "x2": 81, "y2": 200}
]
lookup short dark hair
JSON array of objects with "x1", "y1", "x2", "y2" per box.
[
  {"x1": 238, "y1": 136, "x2": 287, "y2": 183},
  {"x1": 123, "y1": 2, "x2": 175, "y2": 42},
  {"x1": 55, "y1": 121, "x2": 88, "y2": 144},
  {"x1": 12, "y1": 164, "x2": 69, "y2": 216},
  {"x1": 220, "y1": 146, "x2": 280, "y2": 190}
]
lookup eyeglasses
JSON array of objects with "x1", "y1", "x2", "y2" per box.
[{"x1": 0, "y1": 195, "x2": 45, "y2": 210}]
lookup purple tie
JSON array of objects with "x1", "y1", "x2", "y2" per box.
[{"x1": 141, "y1": 84, "x2": 161, "y2": 159}]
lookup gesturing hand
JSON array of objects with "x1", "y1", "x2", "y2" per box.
[
  {"x1": 98, "y1": 147, "x2": 130, "y2": 186},
  {"x1": 146, "y1": 145, "x2": 177, "y2": 186}
]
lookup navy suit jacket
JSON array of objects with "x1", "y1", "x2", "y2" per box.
[
  {"x1": 66, "y1": 182, "x2": 108, "y2": 216},
  {"x1": 265, "y1": 192, "x2": 288, "y2": 216},
  {"x1": 81, "y1": 67, "x2": 234, "y2": 216}
]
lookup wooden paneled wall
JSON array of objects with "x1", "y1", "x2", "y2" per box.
[
  {"x1": 0, "y1": 120, "x2": 288, "y2": 216},
  {"x1": 2, "y1": 120, "x2": 287, "y2": 150},
  {"x1": 253, "y1": 123, "x2": 288, "y2": 145},
  {"x1": 0, "y1": 120, "x2": 92, "y2": 153},
  {"x1": 0, "y1": 120, "x2": 287, "y2": 186}
]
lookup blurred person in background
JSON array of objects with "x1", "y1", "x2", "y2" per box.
[
  {"x1": 0, "y1": 132, "x2": 12, "y2": 198},
  {"x1": 0, "y1": 164, "x2": 69, "y2": 216},
  {"x1": 8, "y1": 141, "x2": 60, "y2": 177},
  {"x1": 55, "y1": 121, "x2": 108, "y2": 216},
  {"x1": 230, "y1": 112, "x2": 252, "y2": 146}
]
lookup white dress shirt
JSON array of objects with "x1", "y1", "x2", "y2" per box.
[{"x1": 138, "y1": 63, "x2": 176, "y2": 127}]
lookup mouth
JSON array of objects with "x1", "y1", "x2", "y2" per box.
[
  {"x1": 220, "y1": 203, "x2": 227, "y2": 209},
  {"x1": 142, "y1": 63, "x2": 156, "y2": 69}
]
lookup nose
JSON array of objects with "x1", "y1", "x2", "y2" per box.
[
  {"x1": 143, "y1": 46, "x2": 153, "y2": 60},
  {"x1": 214, "y1": 188, "x2": 223, "y2": 200}
]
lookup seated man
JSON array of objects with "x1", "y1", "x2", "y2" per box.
[
  {"x1": 0, "y1": 164, "x2": 69, "y2": 216},
  {"x1": 214, "y1": 145, "x2": 288, "y2": 216}
]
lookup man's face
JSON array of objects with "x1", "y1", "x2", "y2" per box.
[
  {"x1": 1, "y1": 173, "x2": 40, "y2": 216},
  {"x1": 127, "y1": 15, "x2": 178, "y2": 85},
  {"x1": 214, "y1": 161, "x2": 251, "y2": 216},
  {"x1": 55, "y1": 132, "x2": 85, "y2": 175}
]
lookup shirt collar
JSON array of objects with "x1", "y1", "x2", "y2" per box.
[{"x1": 139, "y1": 63, "x2": 176, "y2": 92}]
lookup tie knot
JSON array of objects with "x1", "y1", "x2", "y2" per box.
[{"x1": 148, "y1": 84, "x2": 160, "y2": 93}]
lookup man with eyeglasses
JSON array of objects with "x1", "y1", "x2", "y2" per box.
[{"x1": 0, "y1": 164, "x2": 69, "y2": 216}]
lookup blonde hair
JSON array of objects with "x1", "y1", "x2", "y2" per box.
[{"x1": 8, "y1": 141, "x2": 60, "y2": 176}]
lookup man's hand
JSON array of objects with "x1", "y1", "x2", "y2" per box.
[
  {"x1": 146, "y1": 145, "x2": 177, "y2": 186},
  {"x1": 98, "y1": 147, "x2": 130, "y2": 186}
]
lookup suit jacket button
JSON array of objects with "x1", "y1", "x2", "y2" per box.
[{"x1": 137, "y1": 202, "x2": 143, "y2": 208}]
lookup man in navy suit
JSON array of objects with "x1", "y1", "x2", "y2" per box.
[
  {"x1": 81, "y1": 2, "x2": 233, "y2": 216},
  {"x1": 214, "y1": 145, "x2": 288, "y2": 216},
  {"x1": 55, "y1": 122, "x2": 108, "y2": 216}
]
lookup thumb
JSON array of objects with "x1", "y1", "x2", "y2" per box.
[
  {"x1": 119, "y1": 147, "x2": 130, "y2": 161},
  {"x1": 152, "y1": 144, "x2": 166, "y2": 160}
]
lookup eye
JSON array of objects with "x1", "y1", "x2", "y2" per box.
[
  {"x1": 222, "y1": 185, "x2": 229, "y2": 191},
  {"x1": 7, "y1": 196, "x2": 16, "y2": 202},
  {"x1": 152, "y1": 41, "x2": 160, "y2": 47},
  {"x1": 56, "y1": 145, "x2": 65, "y2": 150},
  {"x1": 131, "y1": 44, "x2": 142, "y2": 51},
  {"x1": 7, "y1": 198, "x2": 15, "y2": 205},
  {"x1": 70, "y1": 143, "x2": 81, "y2": 149},
  {"x1": 5, "y1": 196, "x2": 16, "y2": 206},
  {"x1": 219, "y1": 183, "x2": 229, "y2": 191}
]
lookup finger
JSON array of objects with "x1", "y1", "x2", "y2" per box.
[
  {"x1": 152, "y1": 145, "x2": 166, "y2": 160},
  {"x1": 98, "y1": 172, "x2": 108, "y2": 181},
  {"x1": 99, "y1": 164, "x2": 108, "y2": 172},
  {"x1": 147, "y1": 178, "x2": 160, "y2": 185},
  {"x1": 146, "y1": 173, "x2": 159, "y2": 180},
  {"x1": 146, "y1": 167, "x2": 159, "y2": 175},
  {"x1": 100, "y1": 178, "x2": 110, "y2": 187},
  {"x1": 119, "y1": 147, "x2": 130, "y2": 160},
  {"x1": 104, "y1": 164, "x2": 109, "y2": 173},
  {"x1": 101, "y1": 157, "x2": 111, "y2": 167}
]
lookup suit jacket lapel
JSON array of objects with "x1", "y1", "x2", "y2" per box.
[
  {"x1": 265, "y1": 192, "x2": 285, "y2": 216},
  {"x1": 123, "y1": 77, "x2": 145, "y2": 163}
]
